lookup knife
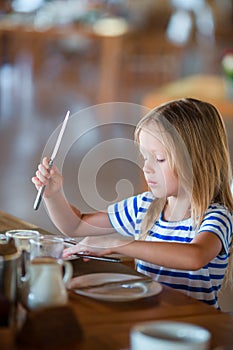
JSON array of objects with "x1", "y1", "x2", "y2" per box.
[
  {"x1": 33, "y1": 110, "x2": 70, "y2": 210},
  {"x1": 63, "y1": 238, "x2": 121, "y2": 263},
  {"x1": 75, "y1": 276, "x2": 152, "y2": 291},
  {"x1": 73, "y1": 252, "x2": 121, "y2": 263}
]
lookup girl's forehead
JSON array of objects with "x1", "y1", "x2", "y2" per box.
[
  {"x1": 139, "y1": 131, "x2": 168, "y2": 154},
  {"x1": 139, "y1": 129, "x2": 167, "y2": 152}
]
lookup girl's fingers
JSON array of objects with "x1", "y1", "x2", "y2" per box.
[
  {"x1": 62, "y1": 244, "x2": 84, "y2": 258},
  {"x1": 62, "y1": 247, "x2": 77, "y2": 258},
  {"x1": 32, "y1": 176, "x2": 39, "y2": 184},
  {"x1": 36, "y1": 170, "x2": 48, "y2": 184},
  {"x1": 31, "y1": 176, "x2": 44, "y2": 189},
  {"x1": 49, "y1": 168, "x2": 55, "y2": 176},
  {"x1": 32, "y1": 157, "x2": 55, "y2": 190},
  {"x1": 42, "y1": 157, "x2": 50, "y2": 168},
  {"x1": 38, "y1": 163, "x2": 50, "y2": 177}
]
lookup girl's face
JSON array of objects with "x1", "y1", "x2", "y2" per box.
[{"x1": 139, "y1": 129, "x2": 179, "y2": 198}]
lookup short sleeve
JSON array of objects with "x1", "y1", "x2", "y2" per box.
[
  {"x1": 108, "y1": 192, "x2": 154, "y2": 237},
  {"x1": 199, "y1": 204, "x2": 233, "y2": 255}
]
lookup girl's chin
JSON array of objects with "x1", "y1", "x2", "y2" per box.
[{"x1": 149, "y1": 188, "x2": 166, "y2": 198}]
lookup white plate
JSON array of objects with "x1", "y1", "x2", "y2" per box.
[{"x1": 70, "y1": 273, "x2": 162, "y2": 302}]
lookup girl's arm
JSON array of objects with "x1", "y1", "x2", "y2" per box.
[
  {"x1": 115, "y1": 231, "x2": 222, "y2": 270},
  {"x1": 63, "y1": 230, "x2": 222, "y2": 270},
  {"x1": 44, "y1": 191, "x2": 115, "y2": 237},
  {"x1": 32, "y1": 157, "x2": 115, "y2": 236}
]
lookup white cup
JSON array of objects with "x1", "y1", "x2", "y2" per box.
[{"x1": 130, "y1": 321, "x2": 211, "y2": 350}]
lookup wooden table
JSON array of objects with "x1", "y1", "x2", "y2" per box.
[
  {"x1": 1, "y1": 210, "x2": 233, "y2": 350},
  {"x1": 142, "y1": 74, "x2": 233, "y2": 119}
]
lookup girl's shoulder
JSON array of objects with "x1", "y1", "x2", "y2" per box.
[
  {"x1": 108, "y1": 191, "x2": 155, "y2": 217},
  {"x1": 206, "y1": 203, "x2": 233, "y2": 217},
  {"x1": 203, "y1": 203, "x2": 233, "y2": 228},
  {"x1": 137, "y1": 191, "x2": 155, "y2": 201},
  {"x1": 117, "y1": 191, "x2": 155, "y2": 217},
  {"x1": 133, "y1": 191, "x2": 155, "y2": 207}
]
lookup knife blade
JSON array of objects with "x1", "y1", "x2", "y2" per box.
[
  {"x1": 74, "y1": 276, "x2": 152, "y2": 291},
  {"x1": 73, "y1": 252, "x2": 121, "y2": 263},
  {"x1": 33, "y1": 110, "x2": 70, "y2": 210}
]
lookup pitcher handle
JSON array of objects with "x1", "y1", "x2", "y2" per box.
[{"x1": 61, "y1": 260, "x2": 73, "y2": 285}]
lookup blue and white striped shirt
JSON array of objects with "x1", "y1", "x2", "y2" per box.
[{"x1": 108, "y1": 192, "x2": 233, "y2": 308}]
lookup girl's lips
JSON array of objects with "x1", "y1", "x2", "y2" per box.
[{"x1": 147, "y1": 180, "x2": 157, "y2": 186}]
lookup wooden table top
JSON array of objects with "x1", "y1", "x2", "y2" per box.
[{"x1": 1, "y1": 210, "x2": 233, "y2": 350}]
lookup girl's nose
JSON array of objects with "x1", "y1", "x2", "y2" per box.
[{"x1": 143, "y1": 159, "x2": 155, "y2": 173}]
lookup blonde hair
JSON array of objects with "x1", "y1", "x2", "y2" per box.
[{"x1": 135, "y1": 98, "x2": 233, "y2": 281}]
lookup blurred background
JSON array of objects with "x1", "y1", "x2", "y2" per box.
[{"x1": 0, "y1": 0, "x2": 233, "y2": 235}]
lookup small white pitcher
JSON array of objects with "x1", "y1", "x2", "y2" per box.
[{"x1": 20, "y1": 257, "x2": 73, "y2": 310}]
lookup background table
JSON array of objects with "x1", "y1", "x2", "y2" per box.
[
  {"x1": 0, "y1": 18, "x2": 125, "y2": 104},
  {"x1": 142, "y1": 74, "x2": 233, "y2": 119}
]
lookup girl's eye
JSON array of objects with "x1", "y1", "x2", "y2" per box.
[{"x1": 156, "y1": 158, "x2": 165, "y2": 163}]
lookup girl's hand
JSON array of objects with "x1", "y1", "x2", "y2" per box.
[
  {"x1": 31, "y1": 157, "x2": 63, "y2": 198},
  {"x1": 62, "y1": 235, "x2": 134, "y2": 259}
]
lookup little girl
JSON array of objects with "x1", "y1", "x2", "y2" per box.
[{"x1": 32, "y1": 98, "x2": 233, "y2": 308}]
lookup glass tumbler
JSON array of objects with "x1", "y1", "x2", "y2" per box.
[
  {"x1": 5, "y1": 230, "x2": 40, "y2": 253},
  {"x1": 30, "y1": 235, "x2": 64, "y2": 260},
  {"x1": 5, "y1": 229, "x2": 40, "y2": 276}
]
